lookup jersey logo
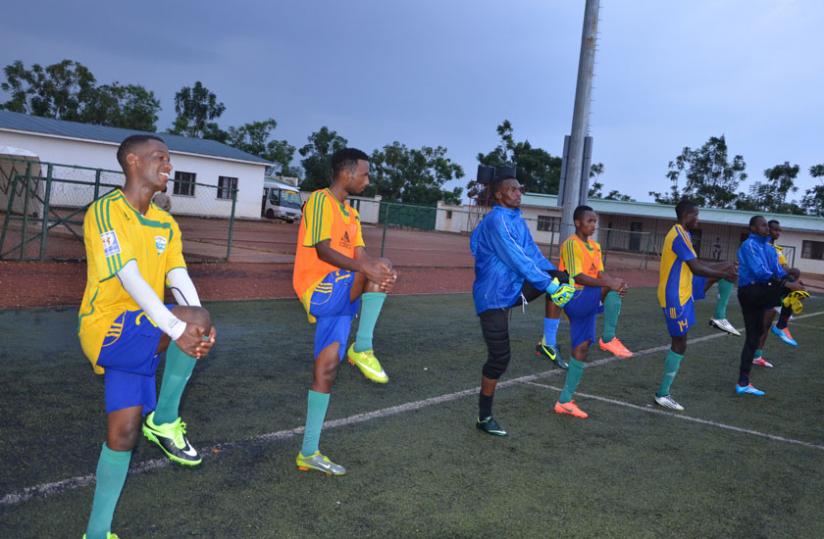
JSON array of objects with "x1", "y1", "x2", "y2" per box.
[
  {"x1": 155, "y1": 235, "x2": 168, "y2": 254},
  {"x1": 340, "y1": 230, "x2": 352, "y2": 248},
  {"x1": 101, "y1": 230, "x2": 121, "y2": 258}
]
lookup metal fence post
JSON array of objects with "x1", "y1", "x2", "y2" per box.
[
  {"x1": 380, "y1": 203, "x2": 389, "y2": 257},
  {"x1": 226, "y1": 187, "x2": 237, "y2": 261},
  {"x1": 19, "y1": 162, "x2": 32, "y2": 260},
  {"x1": 38, "y1": 164, "x2": 54, "y2": 260},
  {"x1": 0, "y1": 173, "x2": 18, "y2": 258},
  {"x1": 93, "y1": 169, "x2": 101, "y2": 200}
]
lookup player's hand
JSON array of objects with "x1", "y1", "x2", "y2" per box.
[
  {"x1": 175, "y1": 323, "x2": 212, "y2": 359},
  {"x1": 194, "y1": 325, "x2": 217, "y2": 359},
  {"x1": 724, "y1": 266, "x2": 738, "y2": 282},
  {"x1": 609, "y1": 277, "x2": 628, "y2": 296},
  {"x1": 547, "y1": 278, "x2": 575, "y2": 307},
  {"x1": 380, "y1": 269, "x2": 398, "y2": 293},
  {"x1": 785, "y1": 280, "x2": 806, "y2": 293},
  {"x1": 362, "y1": 257, "x2": 394, "y2": 288},
  {"x1": 788, "y1": 268, "x2": 801, "y2": 280}
]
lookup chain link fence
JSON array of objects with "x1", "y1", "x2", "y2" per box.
[{"x1": 0, "y1": 158, "x2": 238, "y2": 261}]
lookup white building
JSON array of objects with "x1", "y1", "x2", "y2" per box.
[{"x1": 0, "y1": 110, "x2": 270, "y2": 219}]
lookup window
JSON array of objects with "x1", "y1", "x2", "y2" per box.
[
  {"x1": 446, "y1": 210, "x2": 453, "y2": 219},
  {"x1": 217, "y1": 176, "x2": 237, "y2": 200},
  {"x1": 173, "y1": 171, "x2": 196, "y2": 196},
  {"x1": 802, "y1": 240, "x2": 824, "y2": 260},
  {"x1": 537, "y1": 215, "x2": 559, "y2": 232}
]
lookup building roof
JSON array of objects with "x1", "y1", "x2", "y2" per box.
[
  {"x1": 521, "y1": 192, "x2": 824, "y2": 233},
  {"x1": 0, "y1": 110, "x2": 271, "y2": 166}
]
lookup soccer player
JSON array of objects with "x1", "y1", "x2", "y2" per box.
[
  {"x1": 553, "y1": 205, "x2": 630, "y2": 419},
  {"x1": 78, "y1": 134, "x2": 216, "y2": 539},
  {"x1": 292, "y1": 148, "x2": 397, "y2": 475},
  {"x1": 654, "y1": 200, "x2": 737, "y2": 411},
  {"x1": 736, "y1": 216, "x2": 807, "y2": 396},
  {"x1": 470, "y1": 165, "x2": 574, "y2": 436}
]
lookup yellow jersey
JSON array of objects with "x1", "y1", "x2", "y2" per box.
[
  {"x1": 558, "y1": 234, "x2": 604, "y2": 289},
  {"x1": 658, "y1": 224, "x2": 697, "y2": 308},
  {"x1": 293, "y1": 189, "x2": 364, "y2": 322},
  {"x1": 78, "y1": 190, "x2": 185, "y2": 373}
]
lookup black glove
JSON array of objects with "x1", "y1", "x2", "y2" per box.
[{"x1": 549, "y1": 270, "x2": 570, "y2": 284}]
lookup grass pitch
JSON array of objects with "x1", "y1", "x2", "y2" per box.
[{"x1": 1, "y1": 289, "x2": 823, "y2": 538}]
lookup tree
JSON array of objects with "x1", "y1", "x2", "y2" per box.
[
  {"x1": 802, "y1": 163, "x2": 824, "y2": 215},
  {"x1": 298, "y1": 127, "x2": 348, "y2": 191},
  {"x1": 226, "y1": 118, "x2": 299, "y2": 176},
  {"x1": 82, "y1": 83, "x2": 160, "y2": 131},
  {"x1": 650, "y1": 135, "x2": 747, "y2": 208},
  {"x1": 1, "y1": 59, "x2": 97, "y2": 121},
  {"x1": 737, "y1": 162, "x2": 804, "y2": 214},
  {"x1": 370, "y1": 142, "x2": 464, "y2": 205},
  {"x1": 474, "y1": 120, "x2": 562, "y2": 195},
  {"x1": 169, "y1": 81, "x2": 226, "y2": 139}
]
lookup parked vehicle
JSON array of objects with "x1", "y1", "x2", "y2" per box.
[{"x1": 262, "y1": 178, "x2": 301, "y2": 223}]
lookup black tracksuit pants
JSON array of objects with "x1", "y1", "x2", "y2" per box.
[{"x1": 737, "y1": 281, "x2": 786, "y2": 384}]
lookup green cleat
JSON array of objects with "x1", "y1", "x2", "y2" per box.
[
  {"x1": 142, "y1": 412, "x2": 202, "y2": 467},
  {"x1": 82, "y1": 533, "x2": 119, "y2": 539},
  {"x1": 476, "y1": 416, "x2": 508, "y2": 436},
  {"x1": 346, "y1": 344, "x2": 389, "y2": 383},
  {"x1": 296, "y1": 451, "x2": 346, "y2": 476},
  {"x1": 535, "y1": 339, "x2": 569, "y2": 369}
]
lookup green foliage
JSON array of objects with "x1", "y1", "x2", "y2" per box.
[
  {"x1": 298, "y1": 127, "x2": 348, "y2": 191},
  {"x1": 474, "y1": 120, "x2": 562, "y2": 196},
  {"x1": 802, "y1": 163, "x2": 824, "y2": 215},
  {"x1": 169, "y1": 81, "x2": 226, "y2": 139},
  {"x1": 370, "y1": 142, "x2": 464, "y2": 205},
  {"x1": 651, "y1": 135, "x2": 747, "y2": 208},
  {"x1": 82, "y1": 83, "x2": 160, "y2": 131},
  {"x1": 736, "y1": 161, "x2": 804, "y2": 214},
  {"x1": 226, "y1": 118, "x2": 299, "y2": 175}
]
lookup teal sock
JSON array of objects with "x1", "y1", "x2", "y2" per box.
[
  {"x1": 86, "y1": 444, "x2": 132, "y2": 539},
  {"x1": 301, "y1": 390, "x2": 330, "y2": 457},
  {"x1": 656, "y1": 350, "x2": 684, "y2": 397},
  {"x1": 714, "y1": 279, "x2": 733, "y2": 320},
  {"x1": 153, "y1": 342, "x2": 196, "y2": 425},
  {"x1": 354, "y1": 292, "x2": 387, "y2": 353},
  {"x1": 602, "y1": 291, "x2": 622, "y2": 343},
  {"x1": 544, "y1": 318, "x2": 560, "y2": 347},
  {"x1": 559, "y1": 359, "x2": 585, "y2": 404},
  {"x1": 754, "y1": 348, "x2": 763, "y2": 360}
]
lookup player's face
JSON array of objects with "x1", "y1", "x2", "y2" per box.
[
  {"x1": 345, "y1": 160, "x2": 370, "y2": 195},
  {"x1": 769, "y1": 223, "x2": 782, "y2": 240},
  {"x1": 752, "y1": 217, "x2": 769, "y2": 236},
  {"x1": 132, "y1": 140, "x2": 172, "y2": 192},
  {"x1": 576, "y1": 211, "x2": 598, "y2": 237},
  {"x1": 684, "y1": 208, "x2": 699, "y2": 229},
  {"x1": 495, "y1": 179, "x2": 523, "y2": 208}
]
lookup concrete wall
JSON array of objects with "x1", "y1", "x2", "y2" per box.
[{"x1": 0, "y1": 131, "x2": 266, "y2": 219}]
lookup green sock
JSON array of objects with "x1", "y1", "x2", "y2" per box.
[
  {"x1": 86, "y1": 443, "x2": 132, "y2": 539},
  {"x1": 656, "y1": 350, "x2": 684, "y2": 397},
  {"x1": 754, "y1": 348, "x2": 763, "y2": 360},
  {"x1": 602, "y1": 290, "x2": 622, "y2": 343},
  {"x1": 714, "y1": 279, "x2": 733, "y2": 320},
  {"x1": 154, "y1": 342, "x2": 196, "y2": 425},
  {"x1": 354, "y1": 292, "x2": 387, "y2": 353},
  {"x1": 559, "y1": 359, "x2": 585, "y2": 404},
  {"x1": 301, "y1": 390, "x2": 330, "y2": 457}
]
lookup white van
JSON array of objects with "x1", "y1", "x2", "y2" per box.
[{"x1": 262, "y1": 178, "x2": 302, "y2": 223}]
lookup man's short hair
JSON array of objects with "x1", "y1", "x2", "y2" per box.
[
  {"x1": 768, "y1": 219, "x2": 780, "y2": 228},
  {"x1": 573, "y1": 205, "x2": 594, "y2": 222},
  {"x1": 331, "y1": 148, "x2": 369, "y2": 180},
  {"x1": 749, "y1": 215, "x2": 765, "y2": 228},
  {"x1": 675, "y1": 199, "x2": 697, "y2": 220},
  {"x1": 117, "y1": 134, "x2": 166, "y2": 170}
]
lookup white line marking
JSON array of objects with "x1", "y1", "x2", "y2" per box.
[
  {"x1": 521, "y1": 380, "x2": 824, "y2": 452},
  {"x1": 3, "y1": 309, "x2": 824, "y2": 507}
]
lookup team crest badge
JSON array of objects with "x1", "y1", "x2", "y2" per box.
[
  {"x1": 101, "y1": 231, "x2": 121, "y2": 257},
  {"x1": 155, "y1": 235, "x2": 167, "y2": 254}
]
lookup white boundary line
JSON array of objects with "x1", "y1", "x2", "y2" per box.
[
  {"x1": 3, "y1": 310, "x2": 823, "y2": 507},
  {"x1": 521, "y1": 380, "x2": 824, "y2": 452}
]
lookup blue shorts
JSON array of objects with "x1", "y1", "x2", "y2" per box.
[
  {"x1": 663, "y1": 299, "x2": 696, "y2": 337},
  {"x1": 564, "y1": 286, "x2": 603, "y2": 349},
  {"x1": 97, "y1": 306, "x2": 173, "y2": 414},
  {"x1": 692, "y1": 275, "x2": 708, "y2": 301},
  {"x1": 309, "y1": 270, "x2": 361, "y2": 361}
]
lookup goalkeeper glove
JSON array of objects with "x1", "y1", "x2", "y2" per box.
[
  {"x1": 547, "y1": 278, "x2": 575, "y2": 307},
  {"x1": 782, "y1": 290, "x2": 810, "y2": 315}
]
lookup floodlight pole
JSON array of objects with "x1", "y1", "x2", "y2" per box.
[{"x1": 559, "y1": 0, "x2": 600, "y2": 240}]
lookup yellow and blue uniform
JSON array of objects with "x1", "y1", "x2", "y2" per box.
[
  {"x1": 293, "y1": 189, "x2": 365, "y2": 360},
  {"x1": 78, "y1": 189, "x2": 184, "y2": 412},
  {"x1": 558, "y1": 235, "x2": 604, "y2": 348},
  {"x1": 770, "y1": 242, "x2": 788, "y2": 267},
  {"x1": 658, "y1": 224, "x2": 704, "y2": 337}
]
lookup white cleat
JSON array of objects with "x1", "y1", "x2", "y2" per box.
[
  {"x1": 654, "y1": 394, "x2": 685, "y2": 411},
  {"x1": 709, "y1": 318, "x2": 741, "y2": 336}
]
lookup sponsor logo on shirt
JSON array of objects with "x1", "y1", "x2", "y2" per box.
[
  {"x1": 340, "y1": 230, "x2": 352, "y2": 249},
  {"x1": 155, "y1": 235, "x2": 167, "y2": 254},
  {"x1": 101, "y1": 231, "x2": 120, "y2": 257}
]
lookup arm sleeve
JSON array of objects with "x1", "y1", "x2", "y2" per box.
[
  {"x1": 768, "y1": 246, "x2": 788, "y2": 280},
  {"x1": 740, "y1": 241, "x2": 775, "y2": 283},
  {"x1": 561, "y1": 240, "x2": 584, "y2": 278},
  {"x1": 164, "y1": 219, "x2": 186, "y2": 273},
  {"x1": 672, "y1": 230, "x2": 697, "y2": 262},
  {"x1": 595, "y1": 242, "x2": 605, "y2": 273},
  {"x1": 486, "y1": 213, "x2": 552, "y2": 291},
  {"x1": 85, "y1": 201, "x2": 135, "y2": 281},
  {"x1": 166, "y1": 267, "x2": 202, "y2": 307},
  {"x1": 353, "y1": 210, "x2": 365, "y2": 248},
  {"x1": 302, "y1": 192, "x2": 333, "y2": 247},
  {"x1": 118, "y1": 260, "x2": 186, "y2": 340}
]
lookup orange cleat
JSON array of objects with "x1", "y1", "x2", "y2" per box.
[
  {"x1": 554, "y1": 400, "x2": 589, "y2": 419},
  {"x1": 599, "y1": 337, "x2": 633, "y2": 358}
]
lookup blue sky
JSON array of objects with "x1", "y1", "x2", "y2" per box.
[{"x1": 2, "y1": 0, "x2": 823, "y2": 201}]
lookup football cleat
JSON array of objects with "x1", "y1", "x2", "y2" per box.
[
  {"x1": 296, "y1": 451, "x2": 346, "y2": 476},
  {"x1": 735, "y1": 384, "x2": 766, "y2": 396},
  {"x1": 554, "y1": 400, "x2": 589, "y2": 419},
  {"x1": 142, "y1": 412, "x2": 201, "y2": 466},
  {"x1": 771, "y1": 325, "x2": 798, "y2": 347},
  {"x1": 752, "y1": 357, "x2": 774, "y2": 368},
  {"x1": 347, "y1": 344, "x2": 389, "y2": 383},
  {"x1": 654, "y1": 394, "x2": 684, "y2": 411},
  {"x1": 476, "y1": 416, "x2": 508, "y2": 436},
  {"x1": 709, "y1": 318, "x2": 741, "y2": 336},
  {"x1": 82, "y1": 534, "x2": 119, "y2": 539},
  {"x1": 598, "y1": 337, "x2": 633, "y2": 359},
  {"x1": 535, "y1": 339, "x2": 569, "y2": 370}
]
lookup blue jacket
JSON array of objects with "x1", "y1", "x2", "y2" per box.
[
  {"x1": 737, "y1": 233, "x2": 787, "y2": 287},
  {"x1": 470, "y1": 205, "x2": 556, "y2": 314}
]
